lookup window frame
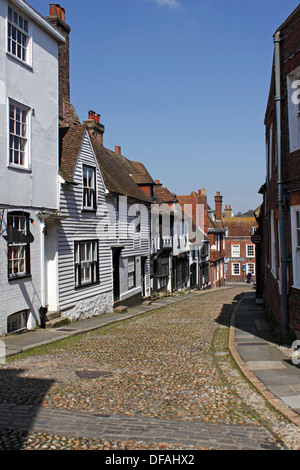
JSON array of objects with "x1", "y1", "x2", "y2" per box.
[
  {"x1": 7, "y1": 310, "x2": 28, "y2": 334},
  {"x1": 246, "y1": 244, "x2": 255, "y2": 258},
  {"x1": 128, "y1": 256, "x2": 136, "y2": 290},
  {"x1": 74, "y1": 240, "x2": 99, "y2": 288},
  {"x1": 7, "y1": 6, "x2": 31, "y2": 66},
  {"x1": 7, "y1": 211, "x2": 31, "y2": 280},
  {"x1": 8, "y1": 99, "x2": 31, "y2": 170},
  {"x1": 246, "y1": 263, "x2": 255, "y2": 275},
  {"x1": 291, "y1": 205, "x2": 300, "y2": 289},
  {"x1": 231, "y1": 263, "x2": 240, "y2": 276},
  {"x1": 82, "y1": 165, "x2": 97, "y2": 211},
  {"x1": 287, "y1": 67, "x2": 300, "y2": 152},
  {"x1": 231, "y1": 244, "x2": 240, "y2": 258}
]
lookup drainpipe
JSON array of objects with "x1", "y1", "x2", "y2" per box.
[{"x1": 273, "y1": 31, "x2": 288, "y2": 335}]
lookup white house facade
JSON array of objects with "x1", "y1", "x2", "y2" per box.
[
  {"x1": 57, "y1": 124, "x2": 114, "y2": 321},
  {"x1": 0, "y1": 0, "x2": 64, "y2": 334}
]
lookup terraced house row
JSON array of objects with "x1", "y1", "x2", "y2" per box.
[{"x1": 0, "y1": 1, "x2": 256, "y2": 335}]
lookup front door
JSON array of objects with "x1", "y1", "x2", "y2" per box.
[{"x1": 112, "y1": 248, "x2": 121, "y2": 302}]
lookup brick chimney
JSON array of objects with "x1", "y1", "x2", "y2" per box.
[
  {"x1": 46, "y1": 5, "x2": 71, "y2": 123},
  {"x1": 214, "y1": 192, "x2": 223, "y2": 221},
  {"x1": 84, "y1": 110, "x2": 105, "y2": 144}
]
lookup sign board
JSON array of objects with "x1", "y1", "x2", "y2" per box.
[{"x1": 251, "y1": 232, "x2": 261, "y2": 244}]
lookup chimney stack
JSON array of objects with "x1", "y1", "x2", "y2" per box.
[
  {"x1": 46, "y1": 5, "x2": 71, "y2": 123},
  {"x1": 224, "y1": 204, "x2": 233, "y2": 218},
  {"x1": 214, "y1": 191, "x2": 223, "y2": 221},
  {"x1": 84, "y1": 110, "x2": 105, "y2": 144}
]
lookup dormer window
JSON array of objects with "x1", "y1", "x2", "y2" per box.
[{"x1": 83, "y1": 165, "x2": 96, "y2": 211}]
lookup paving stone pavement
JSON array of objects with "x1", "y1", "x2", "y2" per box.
[
  {"x1": 1, "y1": 286, "x2": 300, "y2": 450},
  {"x1": 230, "y1": 292, "x2": 300, "y2": 427}
]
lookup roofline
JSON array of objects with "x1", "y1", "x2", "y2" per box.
[
  {"x1": 273, "y1": 3, "x2": 300, "y2": 36},
  {"x1": 10, "y1": 0, "x2": 66, "y2": 44}
]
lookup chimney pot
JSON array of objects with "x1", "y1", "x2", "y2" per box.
[
  {"x1": 88, "y1": 111, "x2": 100, "y2": 123},
  {"x1": 198, "y1": 189, "x2": 201, "y2": 195},
  {"x1": 155, "y1": 180, "x2": 160, "y2": 184},
  {"x1": 202, "y1": 188, "x2": 206, "y2": 196},
  {"x1": 115, "y1": 146, "x2": 121, "y2": 154},
  {"x1": 49, "y1": 4, "x2": 57, "y2": 16}
]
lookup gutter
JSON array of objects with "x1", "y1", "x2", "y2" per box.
[{"x1": 273, "y1": 31, "x2": 288, "y2": 334}]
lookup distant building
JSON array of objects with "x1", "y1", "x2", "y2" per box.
[
  {"x1": 207, "y1": 192, "x2": 226, "y2": 288},
  {"x1": 257, "y1": 4, "x2": 300, "y2": 338},
  {"x1": 223, "y1": 210, "x2": 257, "y2": 283}
]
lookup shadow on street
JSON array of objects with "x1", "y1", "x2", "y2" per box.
[{"x1": 0, "y1": 368, "x2": 54, "y2": 449}]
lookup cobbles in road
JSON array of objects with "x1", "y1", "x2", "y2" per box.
[{"x1": 0, "y1": 286, "x2": 299, "y2": 450}]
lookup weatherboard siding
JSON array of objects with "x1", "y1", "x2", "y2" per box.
[{"x1": 58, "y1": 131, "x2": 113, "y2": 318}]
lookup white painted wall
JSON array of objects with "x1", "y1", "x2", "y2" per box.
[
  {"x1": 0, "y1": 0, "x2": 60, "y2": 209},
  {"x1": 0, "y1": 0, "x2": 61, "y2": 334}
]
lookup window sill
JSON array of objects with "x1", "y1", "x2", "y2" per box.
[
  {"x1": 6, "y1": 52, "x2": 33, "y2": 71},
  {"x1": 82, "y1": 208, "x2": 97, "y2": 213},
  {"x1": 75, "y1": 280, "x2": 100, "y2": 290},
  {"x1": 9, "y1": 274, "x2": 31, "y2": 282},
  {"x1": 291, "y1": 284, "x2": 300, "y2": 291},
  {"x1": 8, "y1": 164, "x2": 31, "y2": 173}
]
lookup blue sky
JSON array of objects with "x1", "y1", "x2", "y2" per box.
[{"x1": 30, "y1": 0, "x2": 300, "y2": 213}]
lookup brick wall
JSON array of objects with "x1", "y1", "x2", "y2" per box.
[{"x1": 262, "y1": 5, "x2": 300, "y2": 335}]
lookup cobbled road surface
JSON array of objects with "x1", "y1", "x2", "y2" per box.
[{"x1": 0, "y1": 286, "x2": 299, "y2": 450}]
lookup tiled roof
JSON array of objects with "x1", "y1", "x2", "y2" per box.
[
  {"x1": 59, "y1": 125, "x2": 153, "y2": 204},
  {"x1": 154, "y1": 185, "x2": 178, "y2": 205},
  {"x1": 91, "y1": 139, "x2": 152, "y2": 204},
  {"x1": 223, "y1": 217, "x2": 257, "y2": 237},
  {"x1": 59, "y1": 124, "x2": 86, "y2": 183}
]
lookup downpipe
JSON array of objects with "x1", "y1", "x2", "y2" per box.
[{"x1": 273, "y1": 31, "x2": 288, "y2": 335}]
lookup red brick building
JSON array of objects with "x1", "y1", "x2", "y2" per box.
[
  {"x1": 257, "y1": 4, "x2": 300, "y2": 338},
  {"x1": 223, "y1": 211, "x2": 257, "y2": 283},
  {"x1": 207, "y1": 192, "x2": 226, "y2": 287}
]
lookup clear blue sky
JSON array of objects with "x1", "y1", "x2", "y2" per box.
[{"x1": 30, "y1": 0, "x2": 300, "y2": 213}]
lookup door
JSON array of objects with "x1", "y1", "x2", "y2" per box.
[
  {"x1": 141, "y1": 256, "x2": 147, "y2": 297},
  {"x1": 112, "y1": 248, "x2": 121, "y2": 302}
]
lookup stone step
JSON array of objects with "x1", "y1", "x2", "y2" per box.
[
  {"x1": 45, "y1": 316, "x2": 69, "y2": 329},
  {"x1": 45, "y1": 311, "x2": 60, "y2": 322}
]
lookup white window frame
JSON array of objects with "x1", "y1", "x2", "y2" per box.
[
  {"x1": 291, "y1": 205, "x2": 300, "y2": 289},
  {"x1": 82, "y1": 165, "x2": 96, "y2": 211},
  {"x1": 287, "y1": 67, "x2": 300, "y2": 152},
  {"x1": 128, "y1": 256, "x2": 136, "y2": 290},
  {"x1": 232, "y1": 263, "x2": 240, "y2": 276},
  {"x1": 270, "y1": 211, "x2": 276, "y2": 277},
  {"x1": 246, "y1": 263, "x2": 255, "y2": 275},
  {"x1": 7, "y1": 6, "x2": 32, "y2": 67},
  {"x1": 268, "y1": 123, "x2": 273, "y2": 180},
  {"x1": 231, "y1": 244, "x2": 240, "y2": 258},
  {"x1": 75, "y1": 240, "x2": 99, "y2": 287},
  {"x1": 246, "y1": 244, "x2": 255, "y2": 258},
  {"x1": 8, "y1": 99, "x2": 31, "y2": 170}
]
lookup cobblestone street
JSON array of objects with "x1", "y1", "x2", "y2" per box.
[{"x1": 0, "y1": 286, "x2": 299, "y2": 450}]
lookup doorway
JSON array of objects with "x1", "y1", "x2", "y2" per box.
[{"x1": 112, "y1": 248, "x2": 121, "y2": 302}]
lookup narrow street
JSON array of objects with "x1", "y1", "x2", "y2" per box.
[{"x1": 0, "y1": 286, "x2": 299, "y2": 450}]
